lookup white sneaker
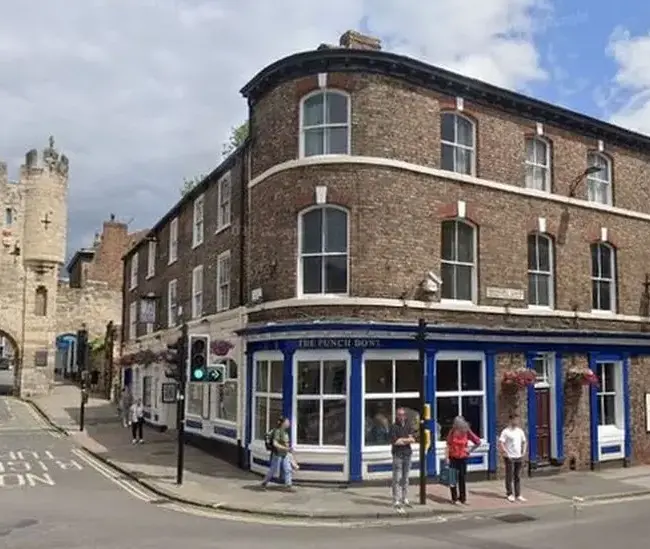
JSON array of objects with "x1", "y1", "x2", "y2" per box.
[
  {"x1": 132, "y1": 439, "x2": 136, "y2": 444},
  {"x1": 517, "y1": 496, "x2": 527, "y2": 502},
  {"x1": 507, "y1": 495, "x2": 515, "y2": 502},
  {"x1": 402, "y1": 499, "x2": 412, "y2": 508}
]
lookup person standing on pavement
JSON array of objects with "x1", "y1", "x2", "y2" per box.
[
  {"x1": 129, "y1": 398, "x2": 145, "y2": 444},
  {"x1": 446, "y1": 415, "x2": 481, "y2": 505},
  {"x1": 261, "y1": 417, "x2": 295, "y2": 491},
  {"x1": 119, "y1": 387, "x2": 132, "y2": 428},
  {"x1": 499, "y1": 414, "x2": 527, "y2": 502},
  {"x1": 390, "y1": 407, "x2": 416, "y2": 511}
]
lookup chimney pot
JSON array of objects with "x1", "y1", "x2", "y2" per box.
[{"x1": 339, "y1": 30, "x2": 381, "y2": 51}]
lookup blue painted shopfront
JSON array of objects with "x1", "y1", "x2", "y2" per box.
[{"x1": 239, "y1": 321, "x2": 648, "y2": 483}]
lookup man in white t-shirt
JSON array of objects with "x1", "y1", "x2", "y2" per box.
[{"x1": 499, "y1": 414, "x2": 527, "y2": 502}]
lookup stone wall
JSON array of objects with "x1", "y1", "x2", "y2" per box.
[{"x1": 56, "y1": 280, "x2": 122, "y2": 339}]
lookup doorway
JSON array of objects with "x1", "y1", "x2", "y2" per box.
[{"x1": 535, "y1": 388, "x2": 552, "y2": 464}]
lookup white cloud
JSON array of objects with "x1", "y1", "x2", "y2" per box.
[
  {"x1": 0, "y1": 0, "x2": 549, "y2": 257},
  {"x1": 606, "y1": 27, "x2": 650, "y2": 135}
]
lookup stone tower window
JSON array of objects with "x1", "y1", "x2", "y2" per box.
[
  {"x1": 4, "y1": 208, "x2": 13, "y2": 226},
  {"x1": 35, "y1": 286, "x2": 48, "y2": 317}
]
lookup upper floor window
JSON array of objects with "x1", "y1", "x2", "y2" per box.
[
  {"x1": 129, "y1": 301, "x2": 137, "y2": 340},
  {"x1": 217, "y1": 172, "x2": 231, "y2": 231},
  {"x1": 146, "y1": 239, "x2": 156, "y2": 279},
  {"x1": 441, "y1": 112, "x2": 475, "y2": 176},
  {"x1": 300, "y1": 90, "x2": 350, "y2": 157},
  {"x1": 527, "y1": 233, "x2": 553, "y2": 308},
  {"x1": 298, "y1": 206, "x2": 348, "y2": 296},
  {"x1": 192, "y1": 194, "x2": 204, "y2": 247},
  {"x1": 191, "y1": 265, "x2": 203, "y2": 319},
  {"x1": 591, "y1": 242, "x2": 616, "y2": 312},
  {"x1": 5, "y1": 208, "x2": 13, "y2": 226},
  {"x1": 216, "y1": 250, "x2": 231, "y2": 312},
  {"x1": 525, "y1": 137, "x2": 551, "y2": 192},
  {"x1": 441, "y1": 219, "x2": 476, "y2": 302},
  {"x1": 587, "y1": 153, "x2": 612, "y2": 206},
  {"x1": 129, "y1": 252, "x2": 139, "y2": 290},
  {"x1": 34, "y1": 286, "x2": 48, "y2": 316},
  {"x1": 167, "y1": 279, "x2": 178, "y2": 328},
  {"x1": 169, "y1": 217, "x2": 178, "y2": 264}
]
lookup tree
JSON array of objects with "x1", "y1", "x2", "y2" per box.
[
  {"x1": 180, "y1": 174, "x2": 204, "y2": 196},
  {"x1": 222, "y1": 121, "x2": 248, "y2": 157}
]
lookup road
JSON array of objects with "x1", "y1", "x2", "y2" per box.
[{"x1": 1, "y1": 395, "x2": 650, "y2": 548}]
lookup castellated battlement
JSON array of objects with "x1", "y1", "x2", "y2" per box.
[{"x1": 21, "y1": 136, "x2": 69, "y2": 180}]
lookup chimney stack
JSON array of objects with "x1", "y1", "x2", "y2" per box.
[{"x1": 339, "y1": 30, "x2": 381, "y2": 51}]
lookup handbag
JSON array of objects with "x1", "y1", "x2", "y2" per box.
[{"x1": 438, "y1": 462, "x2": 457, "y2": 487}]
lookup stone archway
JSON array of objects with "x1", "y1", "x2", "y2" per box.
[{"x1": 0, "y1": 330, "x2": 20, "y2": 395}]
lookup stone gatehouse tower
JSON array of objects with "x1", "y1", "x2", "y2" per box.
[{"x1": 0, "y1": 137, "x2": 69, "y2": 397}]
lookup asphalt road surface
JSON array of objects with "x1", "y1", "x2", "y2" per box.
[{"x1": 2, "y1": 396, "x2": 650, "y2": 548}]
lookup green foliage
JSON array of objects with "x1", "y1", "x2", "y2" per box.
[
  {"x1": 221, "y1": 121, "x2": 248, "y2": 157},
  {"x1": 180, "y1": 174, "x2": 205, "y2": 196}
]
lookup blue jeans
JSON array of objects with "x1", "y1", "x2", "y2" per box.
[{"x1": 262, "y1": 454, "x2": 292, "y2": 486}]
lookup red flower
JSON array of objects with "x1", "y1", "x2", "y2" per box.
[{"x1": 502, "y1": 368, "x2": 537, "y2": 389}]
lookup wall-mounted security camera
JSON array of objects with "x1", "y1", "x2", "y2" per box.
[{"x1": 420, "y1": 271, "x2": 442, "y2": 297}]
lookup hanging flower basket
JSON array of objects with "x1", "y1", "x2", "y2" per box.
[
  {"x1": 501, "y1": 368, "x2": 537, "y2": 390},
  {"x1": 211, "y1": 340, "x2": 233, "y2": 357},
  {"x1": 566, "y1": 368, "x2": 599, "y2": 387}
]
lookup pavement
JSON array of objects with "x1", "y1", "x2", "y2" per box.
[{"x1": 26, "y1": 384, "x2": 650, "y2": 522}]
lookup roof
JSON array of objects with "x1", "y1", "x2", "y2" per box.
[
  {"x1": 240, "y1": 47, "x2": 650, "y2": 154},
  {"x1": 121, "y1": 140, "x2": 248, "y2": 261},
  {"x1": 66, "y1": 248, "x2": 95, "y2": 275}
]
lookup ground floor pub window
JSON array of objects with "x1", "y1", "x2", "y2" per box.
[
  {"x1": 254, "y1": 358, "x2": 283, "y2": 440},
  {"x1": 187, "y1": 382, "x2": 203, "y2": 416},
  {"x1": 295, "y1": 357, "x2": 347, "y2": 446},
  {"x1": 435, "y1": 354, "x2": 485, "y2": 440},
  {"x1": 142, "y1": 375, "x2": 152, "y2": 407},
  {"x1": 364, "y1": 355, "x2": 421, "y2": 446},
  {"x1": 596, "y1": 362, "x2": 620, "y2": 427}
]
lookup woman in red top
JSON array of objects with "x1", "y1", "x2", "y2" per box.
[{"x1": 446, "y1": 416, "x2": 481, "y2": 504}]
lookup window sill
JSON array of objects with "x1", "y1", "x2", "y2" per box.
[
  {"x1": 168, "y1": 258, "x2": 178, "y2": 266},
  {"x1": 598, "y1": 425, "x2": 624, "y2": 438},
  {"x1": 215, "y1": 223, "x2": 231, "y2": 235},
  {"x1": 145, "y1": 274, "x2": 154, "y2": 280},
  {"x1": 439, "y1": 299, "x2": 475, "y2": 307},
  {"x1": 297, "y1": 293, "x2": 350, "y2": 299},
  {"x1": 299, "y1": 153, "x2": 351, "y2": 160},
  {"x1": 192, "y1": 240, "x2": 203, "y2": 250},
  {"x1": 527, "y1": 305, "x2": 554, "y2": 311},
  {"x1": 590, "y1": 309, "x2": 616, "y2": 316},
  {"x1": 216, "y1": 306, "x2": 230, "y2": 313}
]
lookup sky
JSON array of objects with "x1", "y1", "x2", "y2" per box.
[{"x1": 1, "y1": 0, "x2": 650, "y2": 261}]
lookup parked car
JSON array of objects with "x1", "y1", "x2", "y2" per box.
[{"x1": 0, "y1": 357, "x2": 14, "y2": 395}]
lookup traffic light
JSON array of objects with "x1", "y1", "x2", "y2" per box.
[
  {"x1": 189, "y1": 335, "x2": 209, "y2": 382},
  {"x1": 207, "y1": 364, "x2": 226, "y2": 383},
  {"x1": 165, "y1": 326, "x2": 188, "y2": 380}
]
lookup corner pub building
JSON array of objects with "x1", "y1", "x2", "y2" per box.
[{"x1": 123, "y1": 30, "x2": 650, "y2": 484}]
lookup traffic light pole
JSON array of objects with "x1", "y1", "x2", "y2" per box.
[{"x1": 176, "y1": 322, "x2": 188, "y2": 486}]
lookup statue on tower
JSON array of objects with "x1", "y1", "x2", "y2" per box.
[{"x1": 43, "y1": 135, "x2": 59, "y2": 170}]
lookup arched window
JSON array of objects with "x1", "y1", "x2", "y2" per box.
[
  {"x1": 298, "y1": 206, "x2": 348, "y2": 296},
  {"x1": 300, "y1": 91, "x2": 350, "y2": 157},
  {"x1": 587, "y1": 153, "x2": 612, "y2": 205},
  {"x1": 591, "y1": 242, "x2": 616, "y2": 311},
  {"x1": 527, "y1": 233, "x2": 554, "y2": 307},
  {"x1": 441, "y1": 219, "x2": 476, "y2": 301},
  {"x1": 525, "y1": 137, "x2": 551, "y2": 191},
  {"x1": 440, "y1": 112, "x2": 475, "y2": 175},
  {"x1": 35, "y1": 286, "x2": 48, "y2": 316}
]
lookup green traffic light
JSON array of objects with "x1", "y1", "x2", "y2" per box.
[{"x1": 192, "y1": 368, "x2": 205, "y2": 381}]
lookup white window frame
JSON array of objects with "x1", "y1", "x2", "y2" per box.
[
  {"x1": 591, "y1": 242, "x2": 616, "y2": 313},
  {"x1": 532, "y1": 352, "x2": 553, "y2": 388},
  {"x1": 362, "y1": 350, "x2": 421, "y2": 450},
  {"x1": 587, "y1": 153, "x2": 612, "y2": 206},
  {"x1": 168, "y1": 217, "x2": 178, "y2": 265},
  {"x1": 191, "y1": 265, "x2": 203, "y2": 319},
  {"x1": 297, "y1": 205, "x2": 349, "y2": 297},
  {"x1": 527, "y1": 232, "x2": 554, "y2": 309},
  {"x1": 216, "y1": 172, "x2": 231, "y2": 232},
  {"x1": 192, "y1": 194, "x2": 204, "y2": 248},
  {"x1": 293, "y1": 351, "x2": 349, "y2": 449},
  {"x1": 252, "y1": 354, "x2": 283, "y2": 441},
  {"x1": 298, "y1": 89, "x2": 351, "y2": 158},
  {"x1": 146, "y1": 240, "x2": 156, "y2": 279},
  {"x1": 440, "y1": 219, "x2": 477, "y2": 303},
  {"x1": 434, "y1": 351, "x2": 486, "y2": 447},
  {"x1": 525, "y1": 136, "x2": 551, "y2": 192},
  {"x1": 129, "y1": 252, "x2": 139, "y2": 290},
  {"x1": 128, "y1": 301, "x2": 137, "y2": 340},
  {"x1": 145, "y1": 300, "x2": 156, "y2": 335},
  {"x1": 167, "y1": 279, "x2": 178, "y2": 328},
  {"x1": 440, "y1": 112, "x2": 476, "y2": 176},
  {"x1": 216, "y1": 250, "x2": 231, "y2": 312},
  {"x1": 596, "y1": 361, "x2": 623, "y2": 431}
]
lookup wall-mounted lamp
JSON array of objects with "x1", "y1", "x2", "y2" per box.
[{"x1": 568, "y1": 165, "x2": 603, "y2": 198}]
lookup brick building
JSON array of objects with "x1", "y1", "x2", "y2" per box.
[{"x1": 121, "y1": 30, "x2": 650, "y2": 482}]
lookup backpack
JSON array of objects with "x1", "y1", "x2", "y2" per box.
[{"x1": 264, "y1": 429, "x2": 276, "y2": 452}]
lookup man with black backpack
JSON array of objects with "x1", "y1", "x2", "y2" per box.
[{"x1": 261, "y1": 416, "x2": 295, "y2": 491}]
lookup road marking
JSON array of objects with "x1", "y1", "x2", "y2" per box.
[
  {"x1": 70, "y1": 448, "x2": 155, "y2": 503},
  {"x1": 23, "y1": 402, "x2": 62, "y2": 438}
]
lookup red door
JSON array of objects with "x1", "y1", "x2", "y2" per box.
[{"x1": 535, "y1": 388, "x2": 551, "y2": 464}]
